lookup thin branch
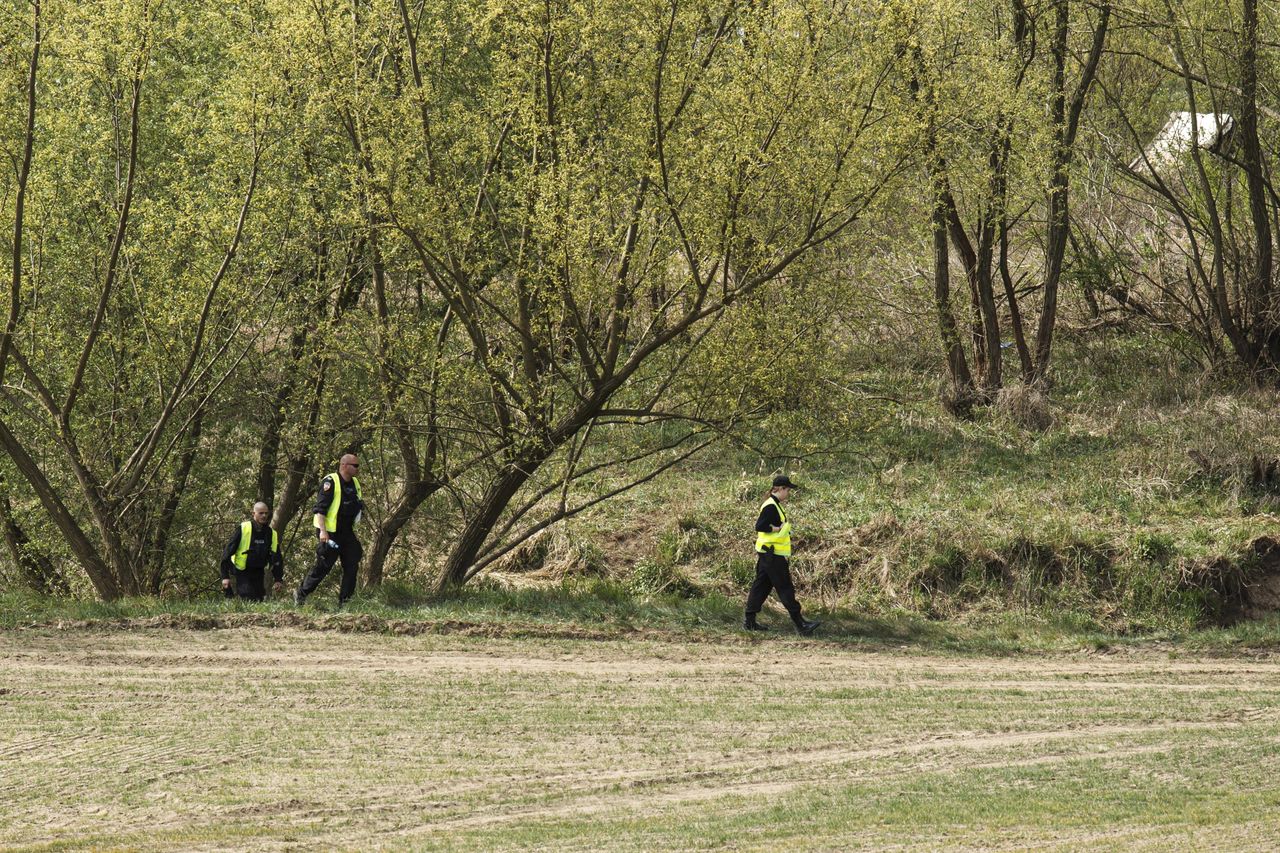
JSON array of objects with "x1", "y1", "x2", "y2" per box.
[
  {"x1": 463, "y1": 435, "x2": 718, "y2": 579},
  {"x1": 66, "y1": 53, "x2": 146, "y2": 421},
  {"x1": 1, "y1": 0, "x2": 39, "y2": 388},
  {"x1": 113, "y1": 144, "x2": 262, "y2": 497}
]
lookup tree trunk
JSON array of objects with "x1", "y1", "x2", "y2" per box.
[
  {"x1": 1031, "y1": 0, "x2": 1071, "y2": 384},
  {"x1": 436, "y1": 459, "x2": 542, "y2": 591},
  {"x1": 271, "y1": 359, "x2": 326, "y2": 535},
  {"x1": 254, "y1": 327, "x2": 308, "y2": 505},
  {"x1": 1000, "y1": 220, "x2": 1035, "y2": 382},
  {"x1": 1240, "y1": 0, "x2": 1276, "y2": 372},
  {"x1": 941, "y1": 184, "x2": 1001, "y2": 397},
  {"x1": 1032, "y1": 0, "x2": 1109, "y2": 384},
  {"x1": 974, "y1": 234, "x2": 1002, "y2": 395},
  {"x1": 273, "y1": 452, "x2": 315, "y2": 541},
  {"x1": 364, "y1": 480, "x2": 438, "y2": 586},
  {"x1": 143, "y1": 410, "x2": 204, "y2": 594},
  {"x1": 0, "y1": 416, "x2": 120, "y2": 599},
  {"x1": 0, "y1": 474, "x2": 65, "y2": 595},
  {"x1": 932, "y1": 177, "x2": 974, "y2": 402}
]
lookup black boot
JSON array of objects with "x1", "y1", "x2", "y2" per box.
[
  {"x1": 743, "y1": 611, "x2": 768, "y2": 632},
  {"x1": 794, "y1": 618, "x2": 820, "y2": 637}
]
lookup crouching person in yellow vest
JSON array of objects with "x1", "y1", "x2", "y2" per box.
[
  {"x1": 294, "y1": 453, "x2": 365, "y2": 608},
  {"x1": 744, "y1": 475, "x2": 820, "y2": 636},
  {"x1": 220, "y1": 502, "x2": 284, "y2": 601}
]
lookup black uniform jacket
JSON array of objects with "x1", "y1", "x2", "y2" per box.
[
  {"x1": 755, "y1": 501, "x2": 783, "y2": 534},
  {"x1": 311, "y1": 474, "x2": 364, "y2": 535},
  {"x1": 219, "y1": 521, "x2": 284, "y2": 582}
]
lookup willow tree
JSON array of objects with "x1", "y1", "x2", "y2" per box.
[
  {"x1": 903, "y1": 0, "x2": 1109, "y2": 408},
  {"x1": 0, "y1": 1, "x2": 274, "y2": 597},
  {"x1": 1090, "y1": 0, "x2": 1280, "y2": 379},
  {"x1": 347, "y1": 0, "x2": 910, "y2": 588}
]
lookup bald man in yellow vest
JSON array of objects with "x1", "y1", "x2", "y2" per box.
[
  {"x1": 294, "y1": 454, "x2": 365, "y2": 607},
  {"x1": 219, "y1": 501, "x2": 284, "y2": 601}
]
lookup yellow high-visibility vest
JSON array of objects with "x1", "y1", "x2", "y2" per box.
[
  {"x1": 232, "y1": 520, "x2": 278, "y2": 570},
  {"x1": 315, "y1": 473, "x2": 362, "y2": 532},
  {"x1": 754, "y1": 496, "x2": 791, "y2": 557}
]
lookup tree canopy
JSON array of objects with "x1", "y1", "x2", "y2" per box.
[{"x1": 2, "y1": 0, "x2": 1278, "y2": 598}]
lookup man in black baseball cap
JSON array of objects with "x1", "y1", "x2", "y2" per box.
[{"x1": 745, "y1": 474, "x2": 820, "y2": 636}]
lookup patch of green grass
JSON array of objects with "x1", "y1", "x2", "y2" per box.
[{"x1": 7, "y1": 584, "x2": 1280, "y2": 655}]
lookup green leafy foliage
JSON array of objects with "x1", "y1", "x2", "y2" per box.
[{"x1": 1, "y1": 0, "x2": 1279, "y2": 630}]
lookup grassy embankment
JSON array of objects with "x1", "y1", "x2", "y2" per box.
[
  {"x1": 471, "y1": 327, "x2": 1280, "y2": 636},
  {"x1": 7, "y1": 329, "x2": 1280, "y2": 641}
]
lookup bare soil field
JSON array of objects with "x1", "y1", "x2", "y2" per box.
[{"x1": 3, "y1": 627, "x2": 1280, "y2": 851}]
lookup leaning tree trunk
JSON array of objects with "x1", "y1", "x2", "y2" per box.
[
  {"x1": 364, "y1": 480, "x2": 438, "y2": 586},
  {"x1": 999, "y1": 220, "x2": 1035, "y2": 382},
  {"x1": 0, "y1": 417, "x2": 120, "y2": 599},
  {"x1": 435, "y1": 459, "x2": 543, "y2": 591},
  {"x1": 0, "y1": 474, "x2": 65, "y2": 595},
  {"x1": 143, "y1": 410, "x2": 204, "y2": 593}
]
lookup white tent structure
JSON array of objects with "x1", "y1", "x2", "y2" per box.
[{"x1": 1131, "y1": 111, "x2": 1235, "y2": 172}]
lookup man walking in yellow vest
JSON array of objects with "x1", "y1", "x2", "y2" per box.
[
  {"x1": 744, "y1": 475, "x2": 820, "y2": 636},
  {"x1": 294, "y1": 453, "x2": 365, "y2": 607},
  {"x1": 220, "y1": 501, "x2": 284, "y2": 601}
]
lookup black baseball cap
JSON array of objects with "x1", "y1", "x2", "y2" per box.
[{"x1": 772, "y1": 475, "x2": 800, "y2": 489}]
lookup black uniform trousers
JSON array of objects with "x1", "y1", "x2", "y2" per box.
[
  {"x1": 745, "y1": 551, "x2": 805, "y2": 625},
  {"x1": 224, "y1": 566, "x2": 269, "y2": 602},
  {"x1": 298, "y1": 531, "x2": 362, "y2": 604}
]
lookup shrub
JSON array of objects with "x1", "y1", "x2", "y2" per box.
[
  {"x1": 996, "y1": 385, "x2": 1055, "y2": 432},
  {"x1": 627, "y1": 559, "x2": 703, "y2": 599}
]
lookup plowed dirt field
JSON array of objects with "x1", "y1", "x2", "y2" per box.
[{"x1": 3, "y1": 627, "x2": 1280, "y2": 850}]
